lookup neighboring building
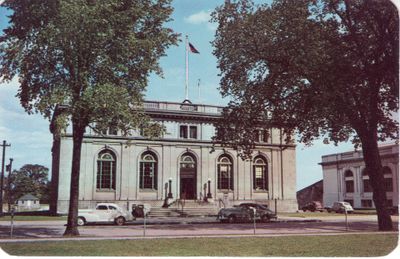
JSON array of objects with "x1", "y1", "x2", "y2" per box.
[
  {"x1": 320, "y1": 143, "x2": 398, "y2": 209},
  {"x1": 55, "y1": 100, "x2": 298, "y2": 213},
  {"x1": 17, "y1": 193, "x2": 41, "y2": 211},
  {"x1": 296, "y1": 180, "x2": 323, "y2": 209}
]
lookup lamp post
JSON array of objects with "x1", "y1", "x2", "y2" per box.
[
  {"x1": 207, "y1": 178, "x2": 212, "y2": 199},
  {"x1": 0, "y1": 140, "x2": 11, "y2": 217},
  {"x1": 167, "y1": 177, "x2": 173, "y2": 198}
]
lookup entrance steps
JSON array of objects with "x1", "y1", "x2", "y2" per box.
[{"x1": 147, "y1": 200, "x2": 219, "y2": 218}]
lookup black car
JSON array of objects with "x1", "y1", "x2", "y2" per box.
[
  {"x1": 217, "y1": 203, "x2": 277, "y2": 223},
  {"x1": 301, "y1": 201, "x2": 324, "y2": 212}
]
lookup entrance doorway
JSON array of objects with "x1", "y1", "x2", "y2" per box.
[{"x1": 180, "y1": 153, "x2": 197, "y2": 199}]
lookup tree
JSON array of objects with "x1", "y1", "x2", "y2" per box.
[
  {"x1": 6, "y1": 164, "x2": 50, "y2": 207},
  {"x1": 211, "y1": 0, "x2": 398, "y2": 230},
  {"x1": 0, "y1": 0, "x2": 178, "y2": 236}
]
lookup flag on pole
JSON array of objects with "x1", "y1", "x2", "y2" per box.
[{"x1": 188, "y1": 42, "x2": 200, "y2": 54}]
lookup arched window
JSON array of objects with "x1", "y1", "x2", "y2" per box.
[
  {"x1": 253, "y1": 156, "x2": 268, "y2": 191},
  {"x1": 344, "y1": 170, "x2": 354, "y2": 193},
  {"x1": 180, "y1": 154, "x2": 196, "y2": 168},
  {"x1": 140, "y1": 152, "x2": 158, "y2": 190},
  {"x1": 217, "y1": 155, "x2": 233, "y2": 190},
  {"x1": 362, "y1": 168, "x2": 372, "y2": 192},
  {"x1": 97, "y1": 149, "x2": 116, "y2": 190},
  {"x1": 383, "y1": 166, "x2": 393, "y2": 192}
]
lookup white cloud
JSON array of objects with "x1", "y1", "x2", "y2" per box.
[
  {"x1": 184, "y1": 10, "x2": 217, "y2": 31},
  {"x1": 184, "y1": 10, "x2": 211, "y2": 24}
]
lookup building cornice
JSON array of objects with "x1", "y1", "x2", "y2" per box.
[
  {"x1": 62, "y1": 134, "x2": 296, "y2": 149},
  {"x1": 319, "y1": 153, "x2": 398, "y2": 166}
]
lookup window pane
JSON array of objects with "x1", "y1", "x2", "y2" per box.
[
  {"x1": 180, "y1": 125, "x2": 188, "y2": 138},
  {"x1": 384, "y1": 178, "x2": 393, "y2": 192},
  {"x1": 363, "y1": 179, "x2": 372, "y2": 192},
  {"x1": 218, "y1": 164, "x2": 232, "y2": 190},
  {"x1": 346, "y1": 180, "x2": 354, "y2": 193},
  {"x1": 254, "y1": 130, "x2": 260, "y2": 142},
  {"x1": 262, "y1": 130, "x2": 269, "y2": 142},
  {"x1": 190, "y1": 126, "x2": 197, "y2": 139},
  {"x1": 140, "y1": 162, "x2": 157, "y2": 189}
]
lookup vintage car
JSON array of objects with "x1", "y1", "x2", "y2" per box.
[
  {"x1": 131, "y1": 203, "x2": 151, "y2": 218},
  {"x1": 77, "y1": 203, "x2": 135, "y2": 226},
  {"x1": 301, "y1": 201, "x2": 324, "y2": 212},
  {"x1": 217, "y1": 203, "x2": 277, "y2": 223},
  {"x1": 326, "y1": 201, "x2": 354, "y2": 213}
]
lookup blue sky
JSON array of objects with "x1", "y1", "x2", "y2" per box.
[{"x1": 0, "y1": 0, "x2": 367, "y2": 190}]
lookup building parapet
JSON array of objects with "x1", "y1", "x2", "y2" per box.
[
  {"x1": 143, "y1": 100, "x2": 224, "y2": 115},
  {"x1": 319, "y1": 143, "x2": 398, "y2": 166}
]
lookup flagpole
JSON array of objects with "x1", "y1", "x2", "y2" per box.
[{"x1": 185, "y1": 35, "x2": 189, "y2": 101}]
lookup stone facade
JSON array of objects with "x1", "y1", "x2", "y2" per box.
[
  {"x1": 320, "y1": 143, "x2": 398, "y2": 209},
  {"x1": 56, "y1": 100, "x2": 298, "y2": 213},
  {"x1": 296, "y1": 180, "x2": 323, "y2": 209}
]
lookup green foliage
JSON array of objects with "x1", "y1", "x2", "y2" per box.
[
  {"x1": 211, "y1": 0, "x2": 398, "y2": 154},
  {"x1": 0, "y1": 0, "x2": 178, "y2": 135},
  {"x1": 6, "y1": 164, "x2": 50, "y2": 203},
  {"x1": 211, "y1": 0, "x2": 398, "y2": 231},
  {"x1": 0, "y1": 0, "x2": 178, "y2": 235}
]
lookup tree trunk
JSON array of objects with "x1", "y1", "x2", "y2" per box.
[
  {"x1": 359, "y1": 133, "x2": 393, "y2": 231},
  {"x1": 49, "y1": 134, "x2": 60, "y2": 216},
  {"x1": 63, "y1": 122, "x2": 85, "y2": 236}
]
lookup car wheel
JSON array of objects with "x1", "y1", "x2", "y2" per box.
[
  {"x1": 228, "y1": 215, "x2": 236, "y2": 224},
  {"x1": 261, "y1": 215, "x2": 270, "y2": 223},
  {"x1": 115, "y1": 216, "x2": 126, "y2": 226},
  {"x1": 302, "y1": 209, "x2": 307, "y2": 212},
  {"x1": 77, "y1": 217, "x2": 86, "y2": 226}
]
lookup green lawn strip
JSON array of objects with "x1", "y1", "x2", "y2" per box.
[
  {"x1": 0, "y1": 216, "x2": 67, "y2": 221},
  {"x1": 1, "y1": 234, "x2": 398, "y2": 256},
  {"x1": 279, "y1": 211, "x2": 377, "y2": 218}
]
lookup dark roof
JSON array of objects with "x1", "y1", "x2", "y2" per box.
[{"x1": 18, "y1": 193, "x2": 39, "y2": 201}]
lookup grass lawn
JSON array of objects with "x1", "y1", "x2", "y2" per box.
[
  {"x1": 279, "y1": 210, "x2": 377, "y2": 218},
  {"x1": 0, "y1": 234, "x2": 398, "y2": 256},
  {"x1": 0, "y1": 216, "x2": 66, "y2": 221}
]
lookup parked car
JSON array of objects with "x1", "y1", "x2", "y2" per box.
[
  {"x1": 217, "y1": 203, "x2": 277, "y2": 223},
  {"x1": 301, "y1": 201, "x2": 324, "y2": 212},
  {"x1": 131, "y1": 203, "x2": 151, "y2": 218},
  {"x1": 77, "y1": 203, "x2": 135, "y2": 226},
  {"x1": 326, "y1": 202, "x2": 354, "y2": 213}
]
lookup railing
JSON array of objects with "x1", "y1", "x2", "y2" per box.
[{"x1": 143, "y1": 101, "x2": 223, "y2": 114}]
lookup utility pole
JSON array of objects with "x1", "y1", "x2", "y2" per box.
[
  {"x1": 6, "y1": 158, "x2": 13, "y2": 213},
  {"x1": 0, "y1": 140, "x2": 11, "y2": 216}
]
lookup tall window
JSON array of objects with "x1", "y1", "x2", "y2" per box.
[
  {"x1": 362, "y1": 168, "x2": 372, "y2": 192},
  {"x1": 253, "y1": 156, "x2": 268, "y2": 191},
  {"x1": 344, "y1": 170, "x2": 354, "y2": 193},
  {"x1": 140, "y1": 152, "x2": 158, "y2": 190},
  {"x1": 97, "y1": 150, "x2": 116, "y2": 190},
  {"x1": 217, "y1": 155, "x2": 234, "y2": 190},
  {"x1": 383, "y1": 166, "x2": 393, "y2": 192}
]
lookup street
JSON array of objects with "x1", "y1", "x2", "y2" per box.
[{"x1": 0, "y1": 215, "x2": 397, "y2": 241}]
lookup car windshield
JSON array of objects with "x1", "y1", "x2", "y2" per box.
[
  {"x1": 240, "y1": 203, "x2": 267, "y2": 210},
  {"x1": 343, "y1": 202, "x2": 351, "y2": 206}
]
